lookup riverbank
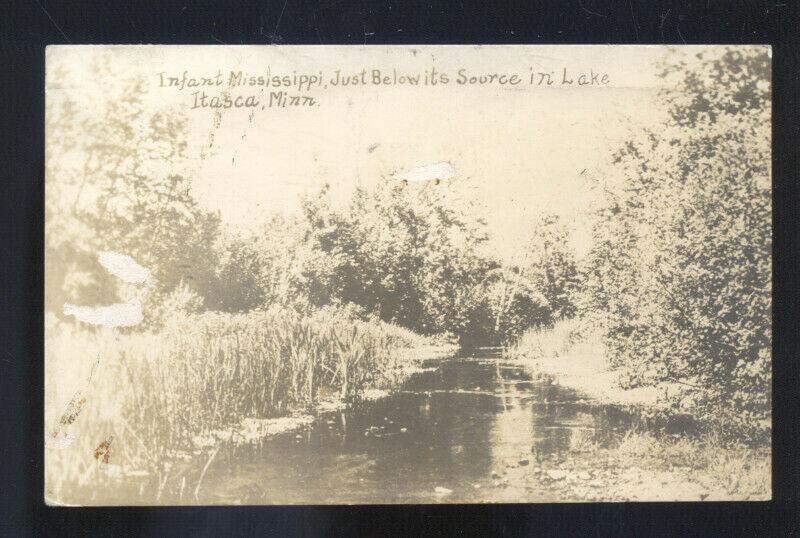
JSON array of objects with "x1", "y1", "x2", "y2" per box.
[
  {"x1": 187, "y1": 349, "x2": 768, "y2": 504},
  {"x1": 470, "y1": 428, "x2": 771, "y2": 502},
  {"x1": 505, "y1": 318, "x2": 670, "y2": 408},
  {"x1": 502, "y1": 319, "x2": 771, "y2": 501},
  {"x1": 45, "y1": 310, "x2": 451, "y2": 505}
]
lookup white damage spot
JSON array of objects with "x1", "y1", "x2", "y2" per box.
[
  {"x1": 63, "y1": 298, "x2": 143, "y2": 327},
  {"x1": 361, "y1": 388, "x2": 391, "y2": 401},
  {"x1": 98, "y1": 251, "x2": 150, "y2": 283},
  {"x1": 45, "y1": 432, "x2": 75, "y2": 450},
  {"x1": 392, "y1": 161, "x2": 455, "y2": 183}
]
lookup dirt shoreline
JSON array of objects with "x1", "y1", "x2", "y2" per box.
[
  {"x1": 501, "y1": 347, "x2": 771, "y2": 502},
  {"x1": 508, "y1": 341, "x2": 668, "y2": 409},
  {"x1": 472, "y1": 439, "x2": 770, "y2": 502}
]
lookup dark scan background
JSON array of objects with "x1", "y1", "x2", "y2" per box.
[{"x1": 3, "y1": 0, "x2": 799, "y2": 535}]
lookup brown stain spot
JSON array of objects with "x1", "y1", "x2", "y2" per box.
[
  {"x1": 212, "y1": 105, "x2": 224, "y2": 129},
  {"x1": 94, "y1": 436, "x2": 113, "y2": 464},
  {"x1": 59, "y1": 391, "x2": 87, "y2": 426}
]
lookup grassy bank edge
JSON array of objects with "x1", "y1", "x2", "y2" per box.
[
  {"x1": 44, "y1": 311, "x2": 455, "y2": 505},
  {"x1": 505, "y1": 319, "x2": 771, "y2": 501}
]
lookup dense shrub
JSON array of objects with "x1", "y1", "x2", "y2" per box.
[
  {"x1": 522, "y1": 214, "x2": 580, "y2": 320},
  {"x1": 214, "y1": 186, "x2": 579, "y2": 345},
  {"x1": 218, "y1": 182, "x2": 526, "y2": 344},
  {"x1": 46, "y1": 54, "x2": 220, "y2": 317},
  {"x1": 582, "y1": 47, "x2": 771, "y2": 438}
]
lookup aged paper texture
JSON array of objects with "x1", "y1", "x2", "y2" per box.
[{"x1": 45, "y1": 45, "x2": 771, "y2": 505}]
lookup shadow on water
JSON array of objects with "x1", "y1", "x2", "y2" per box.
[{"x1": 196, "y1": 348, "x2": 693, "y2": 504}]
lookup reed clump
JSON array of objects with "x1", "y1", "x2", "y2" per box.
[{"x1": 45, "y1": 307, "x2": 422, "y2": 503}]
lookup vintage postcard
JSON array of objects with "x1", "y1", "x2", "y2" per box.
[{"x1": 45, "y1": 45, "x2": 771, "y2": 505}]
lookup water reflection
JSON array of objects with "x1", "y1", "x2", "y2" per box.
[
  {"x1": 198, "y1": 349, "x2": 641, "y2": 504},
  {"x1": 490, "y1": 360, "x2": 535, "y2": 474}
]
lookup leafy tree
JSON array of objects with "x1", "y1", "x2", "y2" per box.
[
  {"x1": 522, "y1": 214, "x2": 580, "y2": 321},
  {"x1": 583, "y1": 47, "x2": 771, "y2": 438},
  {"x1": 208, "y1": 233, "x2": 267, "y2": 312},
  {"x1": 485, "y1": 266, "x2": 550, "y2": 344},
  {"x1": 45, "y1": 53, "x2": 221, "y2": 323},
  {"x1": 255, "y1": 181, "x2": 500, "y2": 343}
]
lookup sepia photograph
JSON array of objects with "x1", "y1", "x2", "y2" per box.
[{"x1": 44, "y1": 45, "x2": 771, "y2": 505}]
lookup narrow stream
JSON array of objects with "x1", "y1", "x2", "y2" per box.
[{"x1": 198, "y1": 349, "x2": 648, "y2": 504}]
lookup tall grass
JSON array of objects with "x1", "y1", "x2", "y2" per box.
[
  {"x1": 45, "y1": 307, "x2": 423, "y2": 504},
  {"x1": 505, "y1": 318, "x2": 585, "y2": 360}
]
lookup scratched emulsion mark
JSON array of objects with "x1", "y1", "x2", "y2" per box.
[
  {"x1": 392, "y1": 161, "x2": 455, "y2": 186},
  {"x1": 47, "y1": 252, "x2": 150, "y2": 450},
  {"x1": 97, "y1": 251, "x2": 150, "y2": 283},
  {"x1": 45, "y1": 352, "x2": 102, "y2": 450},
  {"x1": 63, "y1": 298, "x2": 144, "y2": 328},
  {"x1": 59, "y1": 391, "x2": 88, "y2": 425},
  {"x1": 62, "y1": 251, "x2": 149, "y2": 327},
  {"x1": 93, "y1": 436, "x2": 114, "y2": 464},
  {"x1": 45, "y1": 392, "x2": 83, "y2": 449}
]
